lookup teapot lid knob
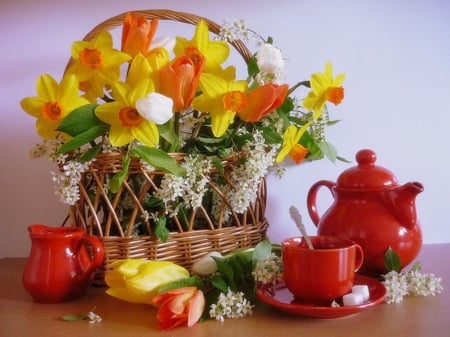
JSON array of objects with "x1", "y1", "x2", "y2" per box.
[
  {"x1": 356, "y1": 149, "x2": 377, "y2": 167},
  {"x1": 336, "y1": 149, "x2": 398, "y2": 189}
]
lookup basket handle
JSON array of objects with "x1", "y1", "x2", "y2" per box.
[{"x1": 66, "y1": 9, "x2": 252, "y2": 70}]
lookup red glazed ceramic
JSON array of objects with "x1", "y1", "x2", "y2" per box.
[
  {"x1": 23, "y1": 224, "x2": 104, "y2": 303},
  {"x1": 282, "y1": 236, "x2": 364, "y2": 304},
  {"x1": 307, "y1": 149, "x2": 423, "y2": 276}
]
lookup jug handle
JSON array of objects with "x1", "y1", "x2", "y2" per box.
[
  {"x1": 76, "y1": 236, "x2": 104, "y2": 276},
  {"x1": 307, "y1": 180, "x2": 335, "y2": 226}
]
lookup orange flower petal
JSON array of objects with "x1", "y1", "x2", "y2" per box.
[
  {"x1": 121, "y1": 12, "x2": 159, "y2": 57},
  {"x1": 325, "y1": 86, "x2": 345, "y2": 105},
  {"x1": 239, "y1": 84, "x2": 288, "y2": 122},
  {"x1": 290, "y1": 144, "x2": 309, "y2": 164},
  {"x1": 187, "y1": 290, "x2": 205, "y2": 327}
]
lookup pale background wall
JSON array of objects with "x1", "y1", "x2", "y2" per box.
[{"x1": 1, "y1": 0, "x2": 449, "y2": 258}]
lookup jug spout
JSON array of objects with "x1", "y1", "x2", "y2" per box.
[{"x1": 385, "y1": 182, "x2": 424, "y2": 230}]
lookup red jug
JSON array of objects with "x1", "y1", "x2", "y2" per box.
[
  {"x1": 23, "y1": 224, "x2": 104, "y2": 303},
  {"x1": 307, "y1": 149, "x2": 423, "y2": 276}
]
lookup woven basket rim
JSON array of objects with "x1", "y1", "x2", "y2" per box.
[{"x1": 65, "y1": 9, "x2": 252, "y2": 71}]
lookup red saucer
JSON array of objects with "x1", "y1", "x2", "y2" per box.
[{"x1": 256, "y1": 274, "x2": 386, "y2": 319}]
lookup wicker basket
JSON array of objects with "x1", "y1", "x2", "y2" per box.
[{"x1": 66, "y1": 10, "x2": 269, "y2": 284}]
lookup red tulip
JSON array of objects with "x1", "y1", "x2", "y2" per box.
[
  {"x1": 121, "y1": 12, "x2": 159, "y2": 57},
  {"x1": 153, "y1": 287, "x2": 205, "y2": 330},
  {"x1": 238, "y1": 83, "x2": 289, "y2": 122}
]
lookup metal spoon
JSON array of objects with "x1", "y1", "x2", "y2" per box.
[{"x1": 289, "y1": 205, "x2": 314, "y2": 249}]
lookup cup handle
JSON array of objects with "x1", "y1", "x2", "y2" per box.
[
  {"x1": 76, "y1": 236, "x2": 104, "y2": 275},
  {"x1": 354, "y1": 244, "x2": 364, "y2": 272}
]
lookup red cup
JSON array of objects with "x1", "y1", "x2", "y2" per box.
[{"x1": 281, "y1": 236, "x2": 364, "y2": 304}]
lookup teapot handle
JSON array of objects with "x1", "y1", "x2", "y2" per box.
[
  {"x1": 307, "y1": 180, "x2": 336, "y2": 226},
  {"x1": 76, "y1": 236, "x2": 104, "y2": 276}
]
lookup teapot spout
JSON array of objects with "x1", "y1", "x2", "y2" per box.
[{"x1": 386, "y1": 182, "x2": 424, "y2": 230}]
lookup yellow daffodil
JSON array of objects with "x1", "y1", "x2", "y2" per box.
[
  {"x1": 95, "y1": 79, "x2": 160, "y2": 147},
  {"x1": 20, "y1": 74, "x2": 89, "y2": 139},
  {"x1": 276, "y1": 123, "x2": 311, "y2": 164},
  {"x1": 105, "y1": 259, "x2": 190, "y2": 304},
  {"x1": 303, "y1": 61, "x2": 346, "y2": 120},
  {"x1": 66, "y1": 31, "x2": 131, "y2": 99},
  {"x1": 192, "y1": 73, "x2": 248, "y2": 137},
  {"x1": 174, "y1": 20, "x2": 230, "y2": 75},
  {"x1": 126, "y1": 50, "x2": 170, "y2": 87}
]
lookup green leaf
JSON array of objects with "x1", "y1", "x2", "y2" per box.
[
  {"x1": 277, "y1": 96, "x2": 295, "y2": 116},
  {"x1": 158, "y1": 122, "x2": 179, "y2": 152},
  {"x1": 142, "y1": 196, "x2": 163, "y2": 209},
  {"x1": 260, "y1": 127, "x2": 283, "y2": 145},
  {"x1": 384, "y1": 246, "x2": 402, "y2": 272},
  {"x1": 57, "y1": 124, "x2": 109, "y2": 154},
  {"x1": 62, "y1": 314, "x2": 86, "y2": 322},
  {"x1": 210, "y1": 156, "x2": 224, "y2": 175},
  {"x1": 131, "y1": 146, "x2": 186, "y2": 176},
  {"x1": 253, "y1": 239, "x2": 272, "y2": 263},
  {"x1": 157, "y1": 276, "x2": 204, "y2": 294},
  {"x1": 109, "y1": 155, "x2": 130, "y2": 193},
  {"x1": 155, "y1": 216, "x2": 170, "y2": 243},
  {"x1": 57, "y1": 104, "x2": 100, "y2": 136},
  {"x1": 247, "y1": 56, "x2": 259, "y2": 78},
  {"x1": 79, "y1": 143, "x2": 102, "y2": 163},
  {"x1": 210, "y1": 274, "x2": 229, "y2": 293},
  {"x1": 318, "y1": 141, "x2": 338, "y2": 163},
  {"x1": 196, "y1": 136, "x2": 225, "y2": 144},
  {"x1": 213, "y1": 257, "x2": 236, "y2": 290}
]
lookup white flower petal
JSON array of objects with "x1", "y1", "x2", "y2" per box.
[
  {"x1": 192, "y1": 251, "x2": 223, "y2": 275},
  {"x1": 136, "y1": 93, "x2": 173, "y2": 125},
  {"x1": 255, "y1": 43, "x2": 284, "y2": 73},
  {"x1": 151, "y1": 36, "x2": 176, "y2": 53}
]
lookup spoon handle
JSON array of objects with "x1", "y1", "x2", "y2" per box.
[{"x1": 289, "y1": 206, "x2": 314, "y2": 249}]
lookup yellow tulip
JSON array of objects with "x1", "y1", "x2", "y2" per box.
[{"x1": 105, "y1": 259, "x2": 190, "y2": 304}]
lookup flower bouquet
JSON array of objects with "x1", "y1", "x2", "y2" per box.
[{"x1": 21, "y1": 10, "x2": 346, "y2": 280}]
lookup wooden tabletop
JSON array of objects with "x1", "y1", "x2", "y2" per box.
[{"x1": 1, "y1": 244, "x2": 449, "y2": 337}]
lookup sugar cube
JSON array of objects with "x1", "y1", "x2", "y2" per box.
[
  {"x1": 343, "y1": 292, "x2": 364, "y2": 306},
  {"x1": 352, "y1": 285, "x2": 370, "y2": 301}
]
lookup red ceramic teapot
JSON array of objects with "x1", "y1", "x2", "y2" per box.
[
  {"x1": 23, "y1": 224, "x2": 104, "y2": 303},
  {"x1": 307, "y1": 149, "x2": 423, "y2": 276}
]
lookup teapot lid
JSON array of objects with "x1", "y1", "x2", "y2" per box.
[{"x1": 336, "y1": 149, "x2": 398, "y2": 189}]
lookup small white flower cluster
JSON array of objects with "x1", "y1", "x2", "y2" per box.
[
  {"x1": 218, "y1": 19, "x2": 254, "y2": 44},
  {"x1": 86, "y1": 310, "x2": 102, "y2": 324},
  {"x1": 228, "y1": 130, "x2": 279, "y2": 213},
  {"x1": 156, "y1": 154, "x2": 212, "y2": 215},
  {"x1": 219, "y1": 19, "x2": 285, "y2": 85},
  {"x1": 209, "y1": 289, "x2": 253, "y2": 322},
  {"x1": 179, "y1": 111, "x2": 207, "y2": 146},
  {"x1": 29, "y1": 135, "x2": 65, "y2": 159},
  {"x1": 51, "y1": 160, "x2": 91, "y2": 205},
  {"x1": 383, "y1": 265, "x2": 443, "y2": 304},
  {"x1": 252, "y1": 253, "x2": 283, "y2": 285}
]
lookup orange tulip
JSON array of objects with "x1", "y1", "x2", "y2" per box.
[
  {"x1": 121, "y1": 12, "x2": 159, "y2": 57},
  {"x1": 158, "y1": 48, "x2": 205, "y2": 112},
  {"x1": 153, "y1": 287, "x2": 205, "y2": 330},
  {"x1": 238, "y1": 83, "x2": 289, "y2": 122}
]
